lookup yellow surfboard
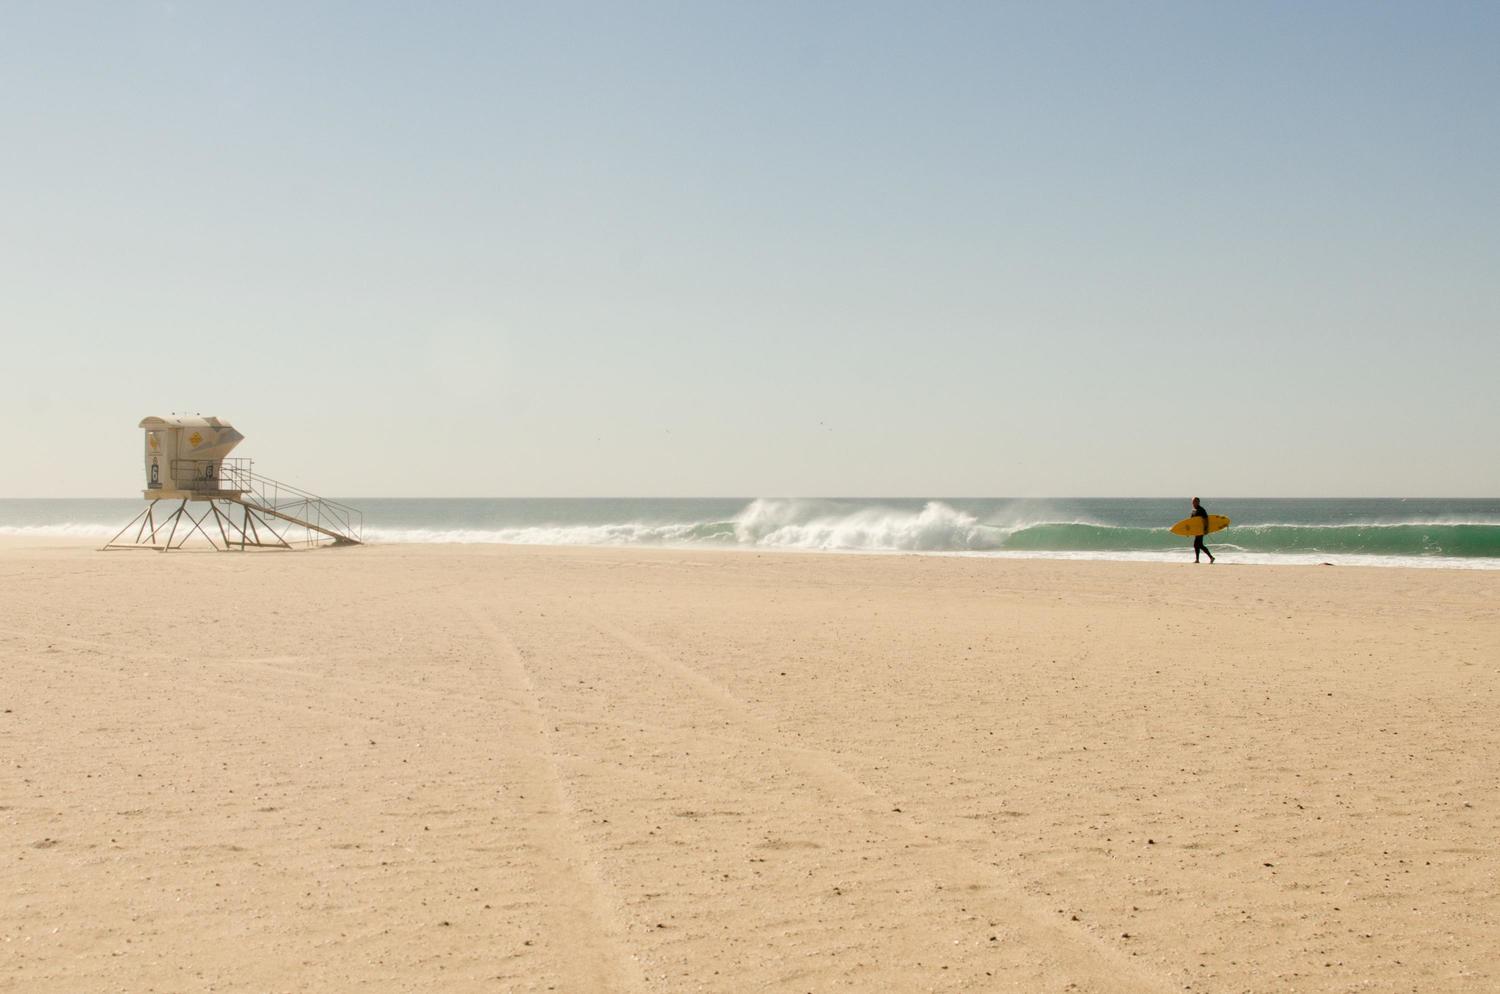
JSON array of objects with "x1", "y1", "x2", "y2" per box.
[{"x1": 1170, "y1": 514, "x2": 1230, "y2": 538}]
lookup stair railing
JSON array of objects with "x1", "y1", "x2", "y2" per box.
[{"x1": 218, "y1": 459, "x2": 363, "y2": 546}]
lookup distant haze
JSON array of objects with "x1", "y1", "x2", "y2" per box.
[{"x1": 3, "y1": 2, "x2": 1497, "y2": 497}]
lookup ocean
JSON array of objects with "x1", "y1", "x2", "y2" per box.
[{"x1": 3, "y1": 497, "x2": 1499, "y2": 569}]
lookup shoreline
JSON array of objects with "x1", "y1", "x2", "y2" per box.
[{"x1": 4, "y1": 531, "x2": 1499, "y2": 571}]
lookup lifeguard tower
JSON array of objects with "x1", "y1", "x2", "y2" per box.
[{"x1": 103, "y1": 415, "x2": 362, "y2": 551}]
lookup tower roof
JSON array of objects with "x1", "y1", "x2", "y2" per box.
[{"x1": 139, "y1": 415, "x2": 235, "y2": 430}]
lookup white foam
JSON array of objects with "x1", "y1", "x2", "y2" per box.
[
  {"x1": 0, "y1": 523, "x2": 120, "y2": 537},
  {"x1": 363, "y1": 521, "x2": 727, "y2": 546},
  {"x1": 731, "y1": 498, "x2": 1011, "y2": 551}
]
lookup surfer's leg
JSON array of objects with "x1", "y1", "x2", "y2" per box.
[{"x1": 1193, "y1": 535, "x2": 1203, "y2": 562}]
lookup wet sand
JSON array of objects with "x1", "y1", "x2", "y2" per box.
[{"x1": 2, "y1": 541, "x2": 1497, "y2": 992}]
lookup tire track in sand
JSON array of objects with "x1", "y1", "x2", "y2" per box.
[
  {"x1": 458, "y1": 598, "x2": 646, "y2": 994},
  {"x1": 589, "y1": 614, "x2": 1177, "y2": 994}
]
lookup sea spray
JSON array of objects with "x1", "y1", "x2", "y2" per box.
[{"x1": 732, "y1": 498, "x2": 1009, "y2": 551}]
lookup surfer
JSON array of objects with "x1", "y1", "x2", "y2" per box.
[{"x1": 1190, "y1": 497, "x2": 1216, "y2": 564}]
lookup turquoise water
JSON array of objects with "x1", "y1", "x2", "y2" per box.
[{"x1": 4, "y1": 497, "x2": 1499, "y2": 568}]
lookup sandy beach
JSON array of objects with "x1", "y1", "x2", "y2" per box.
[{"x1": 2, "y1": 541, "x2": 1496, "y2": 993}]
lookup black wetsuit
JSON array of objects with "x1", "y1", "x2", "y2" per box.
[{"x1": 1192, "y1": 504, "x2": 1213, "y2": 562}]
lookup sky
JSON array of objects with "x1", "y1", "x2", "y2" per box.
[{"x1": 2, "y1": 1, "x2": 1497, "y2": 498}]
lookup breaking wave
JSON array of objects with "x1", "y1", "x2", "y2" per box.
[
  {"x1": 730, "y1": 498, "x2": 1007, "y2": 551},
  {"x1": 366, "y1": 499, "x2": 1500, "y2": 561},
  {"x1": 364, "y1": 500, "x2": 1012, "y2": 552}
]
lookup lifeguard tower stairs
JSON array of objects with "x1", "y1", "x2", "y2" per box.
[{"x1": 103, "y1": 416, "x2": 362, "y2": 552}]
